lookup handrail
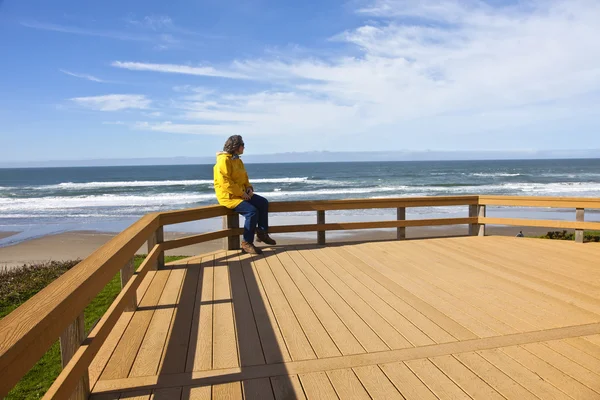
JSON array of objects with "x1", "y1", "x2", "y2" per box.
[
  {"x1": 0, "y1": 213, "x2": 160, "y2": 397},
  {"x1": 0, "y1": 195, "x2": 597, "y2": 399},
  {"x1": 42, "y1": 244, "x2": 164, "y2": 400},
  {"x1": 159, "y1": 204, "x2": 229, "y2": 226},
  {"x1": 268, "y1": 196, "x2": 480, "y2": 212},
  {"x1": 478, "y1": 195, "x2": 600, "y2": 209}
]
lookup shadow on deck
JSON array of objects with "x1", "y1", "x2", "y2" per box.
[{"x1": 89, "y1": 236, "x2": 600, "y2": 400}]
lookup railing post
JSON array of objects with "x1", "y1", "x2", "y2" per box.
[
  {"x1": 223, "y1": 213, "x2": 240, "y2": 250},
  {"x1": 59, "y1": 313, "x2": 89, "y2": 400},
  {"x1": 317, "y1": 210, "x2": 326, "y2": 245},
  {"x1": 469, "y1": 204, "x2": 486, "y2": 236},
  {"x1": 121, "y1": 257, "x2": 137, "y2": 312},
  {"x1": 576, "y1": 208, "x2": 584, "y2": 243},
  {"x1": 397, "y1": 207, "x2": 406, "y2": 240},
  {"x1": 148, "y1": 226, "x2": 164, "y2": 270}
]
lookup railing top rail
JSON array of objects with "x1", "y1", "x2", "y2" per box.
[
  {"x1": 478, "y1": 195, "x2": 600, "y2": 208},
  {"x1": 159, "y1": 195, "x2": 600, "y2": 227},
  {"x1": 158, "y1": 196, "x2": 481, "y2": 224},
  {"x1": 0, "y1": 213, "x2": 160, "y2": 397},
  {"x1": 159, "y1": 204, "x2": 228, "y2": 226},
  {"x1": 269, "y1": 195, "x2": 480, "y2": 212}
]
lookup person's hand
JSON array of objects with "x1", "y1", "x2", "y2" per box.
[
  {"x1": 246, "y1": 187, "x2": 254, "y2": 198},
  {"x1": 242, "y1": 192, "x2": 251, "y2": 200}
]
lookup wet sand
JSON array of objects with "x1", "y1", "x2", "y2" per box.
[{"x1": 0, "y1": 232, "x2": 19, "y2": 241}]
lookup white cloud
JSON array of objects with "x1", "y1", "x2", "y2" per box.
[
  {"x1": 111, "y1": 61, "x2": 248, "y2": 79},
  {"x1": 127, "y1": 15, "x2": 173, "y2": 30},
  {"x1": 132, "y1": 121, "x2": 233, "y2": 135},
  {"x1": 71, "y1": 94, "x2": 151, "y2": 111},
  {"x1": 114, "y1": 0, "x2": 600, "y2": 149},
  {"x1": 21, "y1": 21, "x2": 150, "y2": 42},
  {"x1": 142, "y1": 111, "x2": 163, "y2": 117},
  {"x1": 21, "y1": 20, "x2": 184, "y2": 50},
  {"x1": 60, "y1": 69, "x2": 106, "y2": 83}
]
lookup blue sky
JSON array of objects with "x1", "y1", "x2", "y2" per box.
[{"x1": 1, "y1": 0, "x2": 599, "y2": 162}]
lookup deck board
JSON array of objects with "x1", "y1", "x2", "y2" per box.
[
  {"x1": 326, "y1": 369, "x2": 370, "y2": 400},
  {"x1": 229, "y1": 254, "x2": 266, "y2": 367},
  {"x1": 314, "y1": 247, "x2": 434, "y2": 347},
  {"x1": 284, "y1": 250, "x2": 366, "y2": 355},
  {"x1": 186, "y1": 256, "x2": 214, "y2": 372},
  {"x1": 269, "y1": 250, "x2": 341, "y2": 358},
  {"x1": 353, "y1": 365, "x2": 404, "y2": 399},
  {"x1": 212, "y1": 253, "x2": 239, "y2": 370},
  {"x1": 159, "y1": 260, "x2": 201, "y2": 374},
  {"x1": 90, "y1": 237, "x2": 600, "y2": 399},
  {"x1": 478, "y1": 348, "x2": 572, "y2": 400},
  {"x1": 501, "y1": 345, "x2": 600, "y2": 399},
  {"x1": 130, "y1": 268, "x2": 184, "y2": 377},
  {"x1": 101, "y1": 271, "x2": 171, "y2": 380},
  {"x1": 254, "y1": 251, "x2": 316, "y2": 361},
  {"x1": 379, "y1": 362, "x2": 438, "y2": 400},
  {"x1": 402, "y1": 240, "x2": 580, "y2": 326},
  {"x1": 321, "y1": 247, "x2": 457, "y2": 344},
  {"x1": 291, "y1": 249, "x2": 389, "y2": 353},
  {"x1": 241, "y1": 378, "x2": 274, "y2": 400}
]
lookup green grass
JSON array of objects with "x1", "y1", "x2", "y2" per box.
[
  {"x1": 2, "y1": 255, "x2": 187, "y2": 400},
  {"x1": 536, "y1": 230, "x2": 600, "y2": 242}
]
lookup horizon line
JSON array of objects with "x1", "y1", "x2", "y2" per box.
[{"x1": 1, "y1": 153, "x2": 599, "y2": 169}]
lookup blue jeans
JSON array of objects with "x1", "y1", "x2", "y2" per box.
[{"x1": 234, "y1": 194, "x2": 269, "y2": 244}]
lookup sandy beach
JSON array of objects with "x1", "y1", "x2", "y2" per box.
[{"x1": 0, "y1": 225, "x2": 556, "y2": 269}]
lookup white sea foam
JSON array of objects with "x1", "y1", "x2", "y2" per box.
[
  {"x1": 35, "y1": 180, "x2": 214, "y2": 190},
  {"x1": 2, "y1": 182, "x2": 600, "y2": 216},
  {"x1": 265, "y1": 186, "x2": 410, "y2": 197},
  {"x1": 0, "y1": 193, "x2": 215, "y2": 211},
  {"x1": 539, "y1": 173, "x2": 600, "y2": 178},
  {"x1": 471, "y1": 173, "x2": 522, "y2": 177},
  {"x1": 25, "y1": 177, "x2": 336, "y2": 190},
  {"x1": 415, "y1": 182, "x2": 600, "y2": 195},
  {"x1": 0, "y1": 213, "x2": 137, "y2": 218}
]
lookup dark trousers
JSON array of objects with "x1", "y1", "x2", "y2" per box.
[{"x1": 234, "y1": 194, "x2": 269, "y2": 243}]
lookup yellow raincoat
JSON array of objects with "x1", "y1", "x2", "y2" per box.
[{"x1": 213, "y1": 152, "x2": 253, "y2": 209}]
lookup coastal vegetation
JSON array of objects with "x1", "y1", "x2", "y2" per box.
[{"x1": 539, "y1": 230, "x2": 600, "y2": 242}]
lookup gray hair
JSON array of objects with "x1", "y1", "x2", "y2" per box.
[{"x1": 222, "y1": 135, "x2": 244, "y2": 154}]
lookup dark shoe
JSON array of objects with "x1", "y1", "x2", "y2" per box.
[
  {"x1": 241, "y1": 241, "x2": 263, "y2": 255},
  {"x1": 256, "y1": 229, "x2": 277, "y2": 245}
]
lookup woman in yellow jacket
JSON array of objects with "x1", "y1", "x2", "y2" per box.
[{"x1": 214, "y1": 135, "x2": 276, "y2": 254}]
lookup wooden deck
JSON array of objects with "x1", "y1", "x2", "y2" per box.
[{"x1": 88, "y1": 236, "x2": 600, "y2": 400}]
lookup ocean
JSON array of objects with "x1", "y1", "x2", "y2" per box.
[{"x1": 1, "y1": 159, "x2": 599, "y2": 245}]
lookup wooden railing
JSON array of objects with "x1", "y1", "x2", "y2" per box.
[{"x1": 0, "y1": 195, "x2": 598, "y2": 399}]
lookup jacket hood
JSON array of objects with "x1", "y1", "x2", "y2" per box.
[{"x1": 216, "y1": 151, "x2": 241, "y2": 160}]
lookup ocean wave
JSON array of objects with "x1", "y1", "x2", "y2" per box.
[
  {"x1": 23, "y1": 177, "x2": 338, "y2": 191},
  {"x1": 417, "y1": 182, "x2": 600, "y2": 194},
  {"x1": 539, "y1": 172, "x2": 600, "y2": 178},
  {"x1": 2, "y1": 182, "x2": 599, "y2": 214},
  {"x1": 33, "y1": 180, "x2": 214, "y2": 190},
  {"x1": 0, "y1": 213, "x2": 140, "y2": 218},
  {"x1": 471, "y1": 173, "x2": 522, "y2": 177},
  {"x1": 0, "y1": 193, "x2": 215, "y2": 211},
  {"x1": 265, "y1": 186, "x2": 410, "y2": 197}
]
